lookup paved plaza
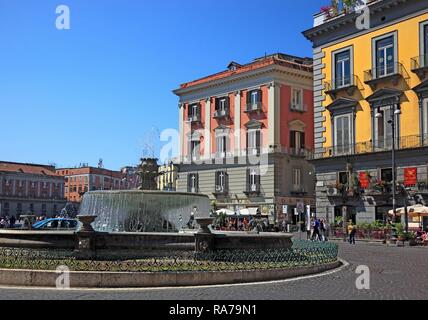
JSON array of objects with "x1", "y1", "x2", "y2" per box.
[{"x1": 0, "y1": 242, "x2": 427, "y2": 300}]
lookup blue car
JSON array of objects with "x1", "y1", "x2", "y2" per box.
[{"x1": 32, "y1": 218, "x2": 79, "y2": 231}]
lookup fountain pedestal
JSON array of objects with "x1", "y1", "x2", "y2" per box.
[
  {"x1": 75, "y1": 215, "x2": 98, "y2": 260},
  {"x1": 194, "y1": 218, "x2": 215, "y2": 253}
]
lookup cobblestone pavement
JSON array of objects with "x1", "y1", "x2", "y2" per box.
[{"x1": 0, "y1": 242, "x2": 427, "y2": 300}]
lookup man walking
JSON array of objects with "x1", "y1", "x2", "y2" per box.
[
  {"x1": 312, "y1": 218, "x2": 321, "y2": 241},
  {"x1": 348, "y1": 221, "x2": 357, "y2": 245}
]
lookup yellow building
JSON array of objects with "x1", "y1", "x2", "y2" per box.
[
  {"x1": 304, "y1": 0, "x2": 428, "y2": 227},
  {"x1": 157, "y1": 162, "x2": 178, "y2": 192}
]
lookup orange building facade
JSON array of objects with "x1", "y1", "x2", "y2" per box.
[
  {"x1": 56, "y1": 167, "x2": 134, "y2": 203},
  {"x1": 174, "y1": 53, "x2": 316, "y2": 224}
]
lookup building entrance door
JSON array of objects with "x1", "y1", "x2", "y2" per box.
[{"x1": 334, "y1": 206, "x2": 356, "y2": 224}]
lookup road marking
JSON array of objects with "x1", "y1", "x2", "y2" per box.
[{"x1": 0, "y1": 259, "x2": 350, "y2": 293}]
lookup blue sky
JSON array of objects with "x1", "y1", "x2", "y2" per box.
[{"x1": 0, "y1": 0, "x2": 325, "y2": 170}]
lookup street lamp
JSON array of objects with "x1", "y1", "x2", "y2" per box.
[{"x1": 375, "y1": 107, "x2": 402, "y2": 225}]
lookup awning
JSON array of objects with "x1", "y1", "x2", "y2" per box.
[
  {"x1": 389, "y1": 205, "x2": 428, "y2": 217},
  {"x1": 216, "y1": 209, "x2": 236, "y2": 216},
  {"x1": 236, "y1": 208, "x2": 261, "y2": 216}
]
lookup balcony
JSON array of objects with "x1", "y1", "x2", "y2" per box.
[
  {"x1": 244, "y1": 183, "x2": 261, "y2": 196},
  {"x1": 312, "y1": 134, "x2": 428, "y2": 160},
  {"x1": 213, "y1": 185, "x2": 228, "y2": 197},
  {"x1": 364, "y1": 62, "x2": 406, "y2": 89},
  {"x1": 187, "y1": 114, "x2": 201, "y2": 123},
  {"x1": 246, "y1": 147, "x2": 261, "y2": 157},
  {"x1": 245, "y1": 102, "x2": 263, "y2": 113},
  {"x1": 324, "y1": 75, "x2": 361, "y2": 98},
  {"x1": 290, "y1": 103, "x2": 308, "y2": 113},
  {"x1": 289, "y1": 147, "x2": 312, "y2": 158},
  {"x1": 291, "y1": 187, "x2": 307, "y2": 196},
  {"x1": 411, "y1": 55, "x2": 428, "y2": 79},
  {"x1": 213, "y1": 109, "x2": 230, "y2": 119}
]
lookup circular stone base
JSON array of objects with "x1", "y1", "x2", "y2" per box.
[{"x1": 0, "y1": 261, "x2": 341, "y2": 289}]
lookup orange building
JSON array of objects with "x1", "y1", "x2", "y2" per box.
[
  {"x1": 174, "y1": 53, "x2": 316, "y2": 224},
  {"x1": 0, "y1": 161, "x2": 66, "y2": 217},
  {"x1": 56, "y1": 167, "x2": 133, "y2": 203}
]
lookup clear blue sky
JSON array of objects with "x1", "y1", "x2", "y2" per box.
[{"x1": 0, "y1": 0, "x2": 325, "y2": 170}]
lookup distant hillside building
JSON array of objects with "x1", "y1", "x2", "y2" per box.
[{"x1": 0, "y1": 161, "x2": 66, "y2": 217}]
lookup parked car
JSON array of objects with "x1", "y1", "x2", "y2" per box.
[{"x1": 32, "y1": 218, "x2": 79, "y2": 231}]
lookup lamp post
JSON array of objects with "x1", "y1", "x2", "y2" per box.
[{"x1": 375, "y1": 106, "x2": 402, "y2": 232}]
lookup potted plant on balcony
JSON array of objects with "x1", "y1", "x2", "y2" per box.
[{"x1": 342, "y1": 0, "x2": 357, "y2": 13}]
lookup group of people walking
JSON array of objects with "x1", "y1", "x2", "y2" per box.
[
  {"x1": 306, "y1": 218, "x2": 329, "y2": 242},
  {"x1": 0, "y1": 215, "x2": 18, "y2": 229}
]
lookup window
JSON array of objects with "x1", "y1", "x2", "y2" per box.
[
  {"x1": 188, "y1": 103, "x2": 200, "y2": 121},
  {"x1": 190, "y1": 140, "x2": 200, "y2": 160},
  {"x1": 375, "y1": 36, "x2": 395, "y2": 78},
  {"x1": 290, "y1": 131, "x2": 305, "y2": 152},
  {"x1": 423, "y1": 98, "x2": 428, "y2": 139},
  {"x1": 374, "y1": 106, "x2": 398, "y2": 150},
  {"x1": 30, "y1": 203, "x2": 34, "y2": 213},
  {"x1": 292, "y1": 168, "x2": 302, "y2": 190},
  {"x1": 42, "y1": 204, "x2": 47, "y2": 214},
  {"x1": 215, "y1": 171, "x2": 228, "y2": 193},
  {"x1": 381, "y1": 168, "x2": 393, "y2": 183},
  {"x1": 215, "y1": 130, "x2": 229, "y2": 158},
  {"x1": 339, "y1": 172, "x2": 348, "y2": 185},
  {"x1": 291, "y1": 89, "x2": 303, "y2": 111},
  {"x1": 217, "y1": 97, "x2": 228, "y2": 112},
  {"x1": 334, "y1": 49, "x2": 351, "y2": 88},
  {"x1": 246, "y1": 89, "x2": 262, "y2": 111},
  {"x1": 247, "y1": 129, "x2": 261, "y2": 155},
  {"x1": 17, "y1": 203, "x2": 22, "y2": 214},
  {"x1": 422, "y1": 22, "x2": 428, "y2": 67},
  {"x1": 247, "y1": 167, "x2": 261, "y2": 193},
  {"x1": 3, "y1": 203, "x2": 9, "y2": 215},
  {"x1": 187, "y1": 173, "x2": 199, "y2": 193},
  {"x1": 333, "y1": 114, "x2": 353, "y2": 155}
]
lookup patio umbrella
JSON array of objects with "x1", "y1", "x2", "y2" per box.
[
  {"x1": 216, "y1": 209, "x2": 236, "y2": 216},
  {"x1": 389, "y1": 204, "x2": 428, "y2": 217}
]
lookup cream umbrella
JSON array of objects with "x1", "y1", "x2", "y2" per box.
[{"x1": 389, "y1": 204, "x2": 428, "y2": 217}]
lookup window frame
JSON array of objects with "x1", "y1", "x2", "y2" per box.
[
  {"x1": 292, "y1": 168, "x2": 302, "y2": 190},
  {"x1": 371, "y1": 31, "x2": 398, "y2": 79},
  {"x1": 419, "y1": 20, "x2": 428, "y2": 60},
  {"x1": 291, "y1": 88, "x2": 303, "y2": 111},
  {"x1": 247, "y1": 128, "x2": 261, "y2": 155},
  {"x1": 332, "y1": 46, "x2": 354, "y2": 89},
  {"x1": 423, "y1": 98, "x2": 428, "y2": 137},
  {"x1": 333, "y1": 113, "x2": 353, "y2": 155}
]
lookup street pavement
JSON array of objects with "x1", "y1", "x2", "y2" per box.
[{"x1": 0, "y1": 242, "x2": 427, "y2": 300}]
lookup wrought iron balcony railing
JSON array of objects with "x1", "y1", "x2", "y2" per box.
[
  {"x1": 324, "y1": 75, "x2": 361, "y2": 94},
  {"x1": 312, "y1": 134, "x2": 428, "y2": 160},
  {"x1": 244, "y1": 183, "x2": 261, "y2": 195},
  {"x1": 245, "y1": 102, "x2": 263, "y2": 113},
  {"x1": 213, "y1": 109, "x2": 230, "y2": 119},
  {"x1": 364, "y1": 62, "x2": 404, "y2": 84},
  {"x1": 411, "y1": 55, "x2": 428, "y2": 71}
]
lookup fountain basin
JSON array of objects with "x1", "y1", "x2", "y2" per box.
[{"x1": 79, "y1": 190, "x2": 211, "y2": 233}]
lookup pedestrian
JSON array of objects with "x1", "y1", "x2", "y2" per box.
[
  {"x1": 324, "y1": 219, "x2": 330, "y2": 241},
  {"x1": 348, "y1": 221, "x2": 356, "y2": 245},
  {"x1": 9, "y1": 215, "x2": 16, "y2": 229},
  {"x1": 282, "y1": 220, "x2": 287, "y2": 233},
  {"x1": 306, "y1": 218, "x2": 312, "y2": 240},
  {"x1": 312, "y1": 218, "x2": 321, "y2": 241}
]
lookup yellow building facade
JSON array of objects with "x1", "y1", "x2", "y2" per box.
[{"x1": 304, "y1": 0, "x2": 428, "y2": 227}]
